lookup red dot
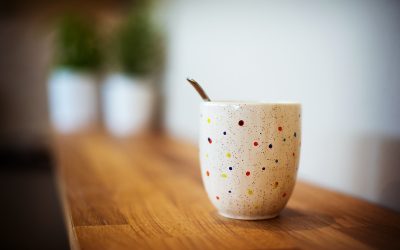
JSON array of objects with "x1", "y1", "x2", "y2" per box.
[
  {"x1": 238, "y1": 120, "x2": 244, "y2": 126},
  {"x1": 206, "y1": 170, "x2": 210, "y2": 176},
  {"x1": 208, "y1": 137, "x2": 212, "y2": 144},
  {"x1": 216, "y1": 196, "x2": 220, "y2": 200},
  {"x1": 282, "y1": 192, "x2": 287, "y2": 197},
  {"x1": 246, "y1": 171, "x2": 250, "y2": 176},
  {"x1": 253, "y1": 141, "x2": 259, "y2": 147},
  {"x1": 278, "y1": 126, "x2": 283, "y2": 131}
]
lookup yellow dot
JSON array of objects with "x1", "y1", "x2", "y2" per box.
[
  {"x1": 247, "y1": 189, "x2": 253, "y2": 195},
  {"x1": 205, "y1": 153, "x2": 208, "y2": 158},
  {"x1": 221, "y1": 173, "x2": 227, "y2": 178},
  {"x1": 207, "y1": 118, "x2": 211, "y2": 124},
  {"x1": 226, "y1": 153, "x2": 231, "y2": 158}
]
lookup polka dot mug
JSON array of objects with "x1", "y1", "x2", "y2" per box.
[{"x1": 199, "y1": 101, "x2": 301, "y2": 220}]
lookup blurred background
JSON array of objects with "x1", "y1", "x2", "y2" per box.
[{"x1": 0, "y1": 0, "x2": 399, "y2": 248}]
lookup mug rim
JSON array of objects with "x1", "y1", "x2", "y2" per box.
[{"x1": 201, "y1": 101, "x2": 301, "y2": 106}]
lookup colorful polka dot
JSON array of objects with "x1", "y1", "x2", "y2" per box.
[
  {"x1": 208, "y1": 137, "x2": 212, "y2": 144},
  {"x1": 238, "y1": 120, "x2": 244, "y2": 126},
  {"x1": 294, "y1": 132, "x2": 297, "y2": 137},
  {"x1": 221, "y1": 173, "x2": 228, "y2": 178},
  {"x1": 228, "y1": 190, "x2": 232, "y2": 193},
  {"x1": 229, "y1": 167, "x2": 233, "y2": 171},
  {"x1": 275, "y1": 159, "x2": 279, "y2": 163},
  {"x1": 216, "y1": 196, "x2": 220, "y2": 200},
  {"x1": 262, "y1": 167, "x2": 266, "y2": 171},
  {"x1": 253, "y1": 141, "x2": 259, "y2": 147},
  {"x1": 278, "y1": 126, "x2": 283, "y2": 131},
  {"x1": 269, "y1": 144, "x2": 273, "y2": 149},
  {"x1": 223, "y1": 131, "x2": 226, "y2": 135},
  {"x1": 206, "y1": 170, "x2": 210, "y2": 176},
  {"x1": 226, "y1": 153, "x2": 231, "y2": 158},
  {"x1": 247, "y1": 189, "x2": 254, "y2": 195},
  {"x1": 283, "y1": 138, "x2": 286, "y2": 142},
  {"x1": 246, "y1": 171, "x2": 251, "y2": 176}
]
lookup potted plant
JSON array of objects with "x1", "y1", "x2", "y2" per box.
[
  {"x1": 102, "y1": 7, "x2": 162, "y2": 137},
  {"x1": 48, "y1": 14, "x2": 102, "y2": 133}
]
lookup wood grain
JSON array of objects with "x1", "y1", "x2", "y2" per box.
[{"x1": 52, "y1": 132, "x2": 400, "y2": 250}]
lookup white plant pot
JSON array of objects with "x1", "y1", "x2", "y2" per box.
[
  {"x1": 102, "y1": 73, "x2": 154, "y2": 137},
  {"x1": 48, "y1": 69, "x2": 98, "y2": 133}
]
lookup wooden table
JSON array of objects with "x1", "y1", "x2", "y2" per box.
[{"x1": 52, "y1": 132, "x2": 400, "y2": 250}]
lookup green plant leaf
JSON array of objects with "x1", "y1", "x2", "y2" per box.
[{"x1": 54, "y1": 14, "x2": 102, "y2": 71}]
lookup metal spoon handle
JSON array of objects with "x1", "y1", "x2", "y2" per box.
[{"x1": 186, "y1": 78, "x2": 211, "y2": 102}]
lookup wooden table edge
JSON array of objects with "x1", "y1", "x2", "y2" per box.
[{"x1": 54, "y1": 167, "x2": 80, "y2": 250}]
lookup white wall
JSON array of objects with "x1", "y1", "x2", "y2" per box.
[{"x1": 161, "y1": 0, "x2": 400, "y2": 211}]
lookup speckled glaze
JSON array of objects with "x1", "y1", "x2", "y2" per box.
[{"x1": 199, "y1": 102, "x2": 301, "y2": 220}]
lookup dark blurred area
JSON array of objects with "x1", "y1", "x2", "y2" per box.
[
  {"x1": 0, "y1": 150, "x2": 68, "y2": 249},
  {"x1": 0, "y1": 1, "x2": 132, "y2": 249}
]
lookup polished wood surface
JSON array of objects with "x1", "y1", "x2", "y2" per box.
[{"x1": 52, "y1": 133, "x2": 400, "y2": 250}]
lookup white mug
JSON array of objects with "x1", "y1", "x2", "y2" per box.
[{"x1": 199, "y1": 101, "x2": 301, "y2": 220}]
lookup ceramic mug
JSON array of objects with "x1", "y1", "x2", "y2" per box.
[{"x1": 199, "y1": 101, "x2": 301, "y2": 220}]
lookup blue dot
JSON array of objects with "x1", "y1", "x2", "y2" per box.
[
  {"x1": 223, "y1": 131, "x2": 227, "y2": 135},
  {"x1": 229, "y1": 167, "x2": 233, "y2": 171}
]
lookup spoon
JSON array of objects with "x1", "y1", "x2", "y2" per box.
[{"x1": 186, "y1": 78, "x2": 211, "y2": 102}]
